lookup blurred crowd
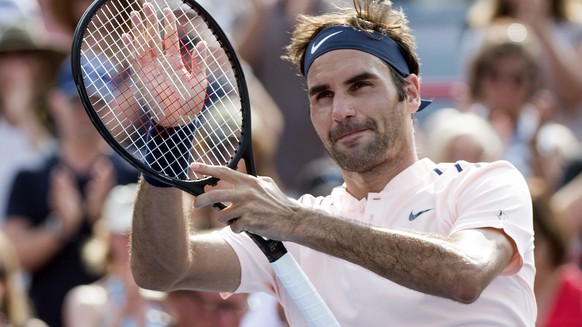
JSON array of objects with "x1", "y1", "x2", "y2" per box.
[{"x1": 0, "y1": 0, "x2": 581, "y2": 326}]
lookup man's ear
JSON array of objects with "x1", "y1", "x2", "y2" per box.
[{"x1": 404, "y1": 74, "x2": 421, "y2": 113}]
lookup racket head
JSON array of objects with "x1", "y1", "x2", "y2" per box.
[{"x1": 71, "y1": 0, "x2": 254, "y2": 193}]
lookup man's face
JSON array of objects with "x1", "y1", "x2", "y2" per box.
[
  {"x1": 167, "y1": 291, "x2": 248, "y2": 327},
  {"x1": 306, "y1": 49, "x2": 413, "y2": 173}
]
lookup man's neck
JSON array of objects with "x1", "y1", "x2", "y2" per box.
[{"x1": 343, "y1": 153, "x2": 417, "y2": 200}]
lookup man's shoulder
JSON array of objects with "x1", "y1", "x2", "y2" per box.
[
  {"x1": 427, "y1": 160, "x2": 527, "y2": 194},
  {"x1": 431, "y1": 160, "x2": 519, "y2": 177}
]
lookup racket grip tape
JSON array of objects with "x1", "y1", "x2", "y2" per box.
[
  {"x1": 270, "y1": 252, "x2": 340, "y2": 327},
  {"x1": 143, "y1": 122, "x2": 195, "y2": 187}
]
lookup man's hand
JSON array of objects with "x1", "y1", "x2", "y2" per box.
[
  {"x1": 122, "y1": 2, "x2": 209, "y2": 127},
  {"x1": 190, "y1": 162, "x2": 303, "y2": 241}
]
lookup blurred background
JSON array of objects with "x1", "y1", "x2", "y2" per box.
[{"x1": 1, "y1": 0, "x2": 582, "y2": 326}]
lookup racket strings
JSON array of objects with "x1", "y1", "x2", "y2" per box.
[
  {"x1": 80, "y1": 0, "x2": 246, "y2": 182},
  {"x1": 81, "y1": 1, "x2": 139, "y2": 142}
]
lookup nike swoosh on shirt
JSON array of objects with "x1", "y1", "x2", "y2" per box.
[
  {"x1": 310, "y1": 31, "x2": 343, "y2": 55},
  {"x1": 408, "y1": 208, "x2": 434, "y2": 221}
]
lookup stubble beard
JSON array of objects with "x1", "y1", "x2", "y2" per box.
[{"x1": 327, "y1": 117, "x2": 390, "y2": 173}]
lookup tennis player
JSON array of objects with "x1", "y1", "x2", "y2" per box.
[{"x1": 130, "y1": 1, "x2": 536, "y2": 326}]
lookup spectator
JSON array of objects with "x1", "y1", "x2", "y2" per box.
[
  {"x1": 463, "y1": 20, "x2": 553, "y2": 179},
  {"x1": 164, "y1": 290, "x2": 249, "y2": 327},
  {"x1": 0, "y1": 231, "x2": 47, "y2": 327},
  {"x1": 422, "y1": 107, "x2": 503, "y2": 163},
  {"x1": 2, "y1": 57, "x2": 138, "y2": 327},
  {"x1": 63, "y1": 183, "x2": 171, "y2": 327},
  {"x1": 461, "y1": 0, "x2": 582, "y2": 140},
  {"x1": 529, "y1": 179, "x2": 582, "y2": 326},
  {"x1": 0, "y1": 17, "x2": 67, "y2": 225}
]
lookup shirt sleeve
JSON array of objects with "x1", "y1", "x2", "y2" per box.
[
  {"x1": 446, "y1": 161, "x2": 534, "y2": 275},
  {"x1": 214, "y1": 227, "x2": 278, "y2": 295}
]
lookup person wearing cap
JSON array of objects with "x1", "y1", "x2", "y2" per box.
[
  {"x1": 2, "y1": 56, "x2": 139, "y2": 327},
  {"x1": 129, "y1": 1, "x2": 535, "y2": 326},
  {"x1": 0, "y1": 17, "x2": 68, "y2": 226}
]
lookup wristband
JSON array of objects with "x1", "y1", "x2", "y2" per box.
[{"x1": 143, "y1": 121, "x2": 196, "y2": 187}]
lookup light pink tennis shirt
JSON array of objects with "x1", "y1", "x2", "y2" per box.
[{"x1": 218, "y1": 158, "x2": 536, "y2": 326}]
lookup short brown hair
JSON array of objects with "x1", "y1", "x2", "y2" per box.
[{"x1": 283, "y1": 0, "x2": 420, "y2": 77}]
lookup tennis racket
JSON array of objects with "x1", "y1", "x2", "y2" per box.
[{"x1": 71, "y1": 1, "x2": 339, "y2": 326}]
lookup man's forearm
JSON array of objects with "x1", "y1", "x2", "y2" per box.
[
  {"x1": 130, "y1": 179, "x2": 192, "y2": 291},
  {"x1": 291, "y1": 209, "x2": 510, "y2": 303}
]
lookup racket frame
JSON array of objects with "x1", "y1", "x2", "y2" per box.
[
  {"x1": 71, "y1": 0, "x2": 254, "y2": 195},
  {"x1": 71, "y1": 1, "x2": 339, "y2": 326}
]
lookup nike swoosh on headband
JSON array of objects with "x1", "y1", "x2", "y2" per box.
[
  {"x1": 303, "y1": 26, "x2": 433, "y2": 111},
  {"x1": 310, "y1": 31, "x2": 343, "y2": 55}
]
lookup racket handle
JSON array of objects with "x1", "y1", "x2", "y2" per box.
[{"x1": 270, "y1": 252, "x2": 340, "y2": 327}]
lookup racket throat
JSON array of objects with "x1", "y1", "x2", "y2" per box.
[{"x1": 247, "y1": 232, "x2": 288, "y2": 262}]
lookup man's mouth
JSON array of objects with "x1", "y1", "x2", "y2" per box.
[{"x1": 332, "y1": 129, "x2": 365, "y2": 143}]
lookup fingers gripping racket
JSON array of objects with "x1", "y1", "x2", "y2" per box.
[{"x1": 71, "y1": 1, "x2": 338, "y2": 326}]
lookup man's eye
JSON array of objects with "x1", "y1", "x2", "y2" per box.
[
  {"x1": 353, "y1": 81, "x2": 371, "y2": 90},
  {"x1": 316, "y1": 91, "x2": 333, "y2": 100}
]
